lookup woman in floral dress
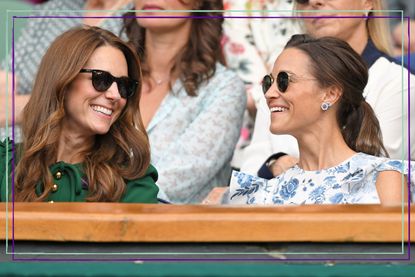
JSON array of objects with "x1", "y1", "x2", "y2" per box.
[{"x1": 229, "y1": 34, "x2": 413, "y2": 205}]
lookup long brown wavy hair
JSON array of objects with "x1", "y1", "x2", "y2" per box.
[
  {"x1": 122, "y1": 0, "x2": 225, "y2": 96},
  {"x1": 285, "y1": 34, "x2": 388, "y2": 157},
  {"x1": 15, "y1": 26, "x2": 151, "y2": 202}
]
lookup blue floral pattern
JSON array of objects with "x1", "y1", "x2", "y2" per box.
[{"x1": 229, "y1": 153, "x2": 415, "y2": 205}]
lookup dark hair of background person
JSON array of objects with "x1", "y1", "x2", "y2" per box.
[
  {"x1": 15, "y1": 26, "x2": 151, "y2": 202},
  {"x1": 122, "y1": 0, "x2": 225, "y2": 96},
  {"x1": 285, "y1": 34, "x2": 388, "y2": 157}
]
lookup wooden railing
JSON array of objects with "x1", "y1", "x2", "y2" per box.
[{"x1": 0, "y1": 203, "x2": 413, "y2": 242}]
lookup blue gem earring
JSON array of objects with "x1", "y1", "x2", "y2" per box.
[{"x1": 321, "y1": 102, "x2": 331, "y2": 111}]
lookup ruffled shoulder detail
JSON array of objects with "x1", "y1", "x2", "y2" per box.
[
  {"x1": 375, "y1": 159, "x2": 413, "y2": 174},
  {"x1": 145, "y1": 164, "x2": 158, "y2": 183},
  {"x1": 375, "y1": 159, "x2": 415, "y2": 196}
]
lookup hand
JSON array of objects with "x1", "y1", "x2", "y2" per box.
[{"x1": 269, "y1": 155, "x2": 299, "y2": 176}]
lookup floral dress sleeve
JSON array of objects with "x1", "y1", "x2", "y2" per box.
[{"x1": 375, "y1": 159, "x2": 415, "y2": 201}]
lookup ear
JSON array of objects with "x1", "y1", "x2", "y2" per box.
[{"x1": 321, "y1": 86, "x2": 342, "y2": 106}]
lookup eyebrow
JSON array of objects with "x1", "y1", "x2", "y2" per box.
[{"x1": 272, "y1": 70, "x2": 297, "y2": 77}]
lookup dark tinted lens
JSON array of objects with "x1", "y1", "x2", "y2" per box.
[
  {"x1": 116, "y1": 77, "x2": 137, "y2": 99},
  {"x1": 277, "y1": 72, "x2": 289, "y2": 93},
  {"x1": 295, "y1": 0, "x2": 309, "y2": 4},
  {"x1": 92, "y1": 71, "x2": 113, "y2": 92},
  {"x1": 126, "y1": 79, "x2": 138, "y2": 98},
  {"x1": 262, "y1": 75, "x2": 273, "y2": 94}
]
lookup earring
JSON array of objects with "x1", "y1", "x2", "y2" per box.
[{"x1": 321, "y1": 102, "x2": 331, "y2": 111}]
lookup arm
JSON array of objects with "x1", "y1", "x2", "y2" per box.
[
  {"x1": 375, "y1": 170, "x2": 406, "y2": 206},
  {"x1": 154, "y1": 72, "x2": 246, "y2": 203}
]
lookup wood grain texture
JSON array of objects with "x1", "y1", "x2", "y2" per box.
[{"x1": 0, "y1": 203, "x2": 413, "y2": 242}]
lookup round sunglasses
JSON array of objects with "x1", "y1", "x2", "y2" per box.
[
  {"x1": 80, "y1": 69, "x2": 138, "y2": 99},
  {"x1": 295, "y1": 0, "x2": 309, "y2": 4},
  {"x1": 262, "y1": 71, "x2": 291, "y2": 94}
]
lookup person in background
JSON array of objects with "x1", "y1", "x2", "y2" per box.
[
  {"x1": 229, "y1": 34, "x2": 413, "y2": 206},
  {"x1": 241, "y1": 0, "x2": 415, "y2": 179},
  {"x1": 0, "y1": 26, "x2": 158, "y2": 203},
  {"x1": 222, "y1": 0, "x2": 300, "y2": 169},
  {"x1": 122, "y1": 0, "x2": 246, "y2": 203},
  {"x1": 387, "y1": 0, "x2": 415, "y2": 71},
  {"x1": 0, "y1": 0, "x2": 133, "y2": 142}
]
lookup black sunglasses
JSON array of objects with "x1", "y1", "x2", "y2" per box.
[
  {"x1": 262, "y1": 71, "x2": 291, "y2": 94},
  {"x1": 295, "y1": 0, "x2": 309, "y2": 4},
  {"x1": 79, "y1": 69, "x2": 138, "y2": 99}
]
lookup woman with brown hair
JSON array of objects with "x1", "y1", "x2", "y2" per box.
[
  {"x1": 0, "y1": 26, "x2": 158, "y2": 203},
  {"x1": 229, "y1": 34, "x2": 413, "y2": 205},
  {"x1": 0, "y1": 0, "x2": 134, "y2": 141},
  {"x1": 123, "y1": 0, "x2": 246, "y2": 203}
]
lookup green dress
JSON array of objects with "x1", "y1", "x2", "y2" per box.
[{"x1": 0, "y1": 139, "x2": 159, "y2": 203}]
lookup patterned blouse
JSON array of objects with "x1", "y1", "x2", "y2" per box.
[
  {"x1": 229, "y1": 153, "x2": 415, "y2": 205},
  {"x1": 149, "y1": 63, "x2": 246, "y2": 204}
]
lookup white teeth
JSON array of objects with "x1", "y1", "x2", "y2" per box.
[
  {"x1": 91, "y1": 105, "x2": 113, "y2": 116},
  {"x1": 270, "y1": 106, "x2": 288, "y2": 112}
]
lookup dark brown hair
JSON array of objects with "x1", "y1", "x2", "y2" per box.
[
  {"x1": 285, "y1": 34, "x2": 388, "y2": 157},
  {"x1": 15, "y1": 26, "x2": 151, "y2": 201},
  {"x1": 122, "y1": 0, "x2": 224, "y2": 96}
]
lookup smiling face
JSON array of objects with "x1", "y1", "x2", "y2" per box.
[
  {"x1": 62, "y1": 45, "x2": 128, "y2": 138},
  {"x1": 265, "y1": 48, "x2": 326, "y2": 136},
  {"x1": 297, "y1": 0, "x2": 372, "y2": 43},
  {"x1": 135, "y1": 0, "x2": 194, "y2": 31}
]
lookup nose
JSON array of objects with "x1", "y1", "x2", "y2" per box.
[
  {"x1": 104, "y1": 82, "x2": 122, "y2": 101},
  {"x1": 264, "y1": 82, "x2": 281, "y2": 101}
]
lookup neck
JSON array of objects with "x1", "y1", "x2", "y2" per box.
[
  {"x1": 56, "y1": 129, "x2": 94, "y2": 164},
  {"x1": 294, "y1": 118, "x2": 356, "y2": 171},
  {"x1": 83, "y1": 0, "x2": 130, "y2": 26},
  {"x1": 144, "y1": 23, "x2": 191, "y2": 80},
  {"x1": 346, "y1": 25, "x2": 369, "y2": 55}
]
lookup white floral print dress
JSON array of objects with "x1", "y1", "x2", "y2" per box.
[{"x1": 229, "y1": 153, "x2": 415, "y2": 205}]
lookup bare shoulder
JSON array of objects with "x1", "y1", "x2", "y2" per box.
[{"x1": 375, "y1": 170, "x2": 406, "y2": 206}]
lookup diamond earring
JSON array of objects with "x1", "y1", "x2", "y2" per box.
[{"x1": 321, "y1": 102, "x2": 331, "y2": 111}]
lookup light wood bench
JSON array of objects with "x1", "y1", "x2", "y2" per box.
[{"x1": 0, "y1": 203, "x2": 413, "y2": 243}]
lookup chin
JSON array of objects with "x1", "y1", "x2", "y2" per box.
[
  {"x1": 92, "y1": 126, "x2": 111, "y2": 135},
  {"x1": 270, "y1": 124, "x2": 292, "y2": 135},
  {"x1": 270, "y1": 127, "x2": 284, "y2": 135}
]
